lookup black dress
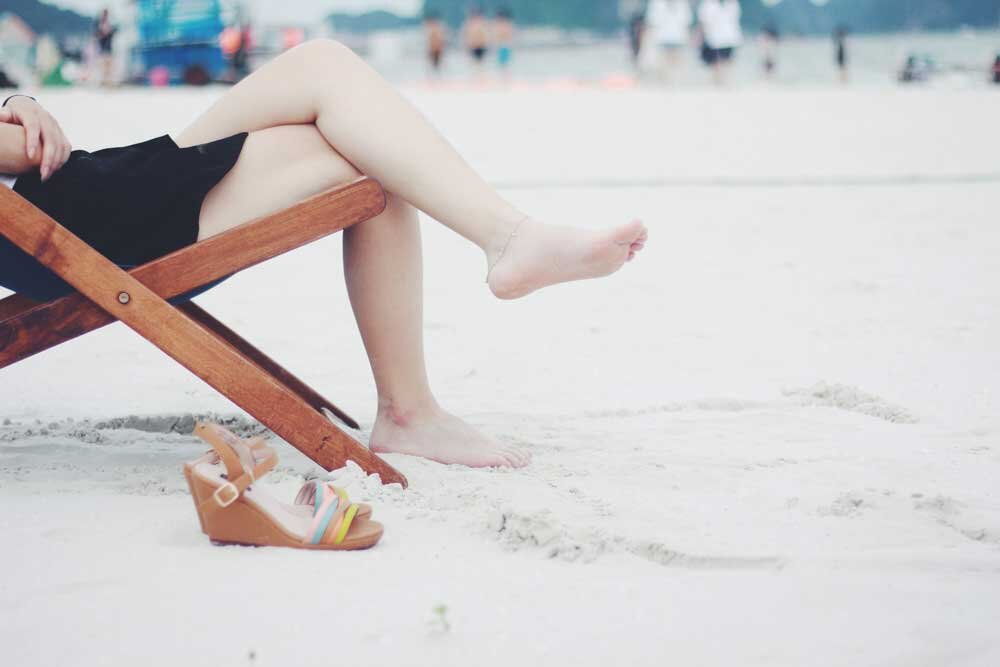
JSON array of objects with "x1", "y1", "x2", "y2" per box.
[{"x1": 1, "y1": 132, "x2": 246, "y2": 301}]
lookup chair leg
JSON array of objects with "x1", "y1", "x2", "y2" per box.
[{"x1": 178, "y1": 301, "x2": 361, "y2": 430}]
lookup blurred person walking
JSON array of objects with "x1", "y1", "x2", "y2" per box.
[
  {"x1": 760, "y1": 24, "x2": 778, "y2": 79},
  {"x1": 233, "y1": 23, "x2": 253, "y2": 81},
  {"x1": 424, "y1": 11, "x2": 448, "y2": 76},
  {"x1": 93, "y1": 8, "x2": 117, "y2": 86},
  {"x1": 645, "y1": 0, "x2": 692, "y2": 83},
  {"x1": 697, "y1": 0, "x2": 742, "y2": 85},
  {"x1": 494, "y1": 8, "x2": 515, "y2": 81},
  {"x1": 628, "y1": 11, "x2": 646, "y2": 69},
  {"x1": 463, "y1": 7, "x2": 489, "y2": 79},
  {"x1": 834, "y1": 25, "x2": 849, "y2": 84},
  {"x1": 990, "y1": 53, "x2": 999, "y2": 84},
  {"x1": 220, "y1": 23, "x2": 253, "y2": 84}
]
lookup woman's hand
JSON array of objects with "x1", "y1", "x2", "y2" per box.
[{"x1": 0, "y1": 96, "x2": 72, "y2": 181}]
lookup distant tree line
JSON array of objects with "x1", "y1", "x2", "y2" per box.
[
  {"x1": 422, "y1": 0, "x2": 1000, "y2": 34},
  {"x1": 422, "y1": 0, "x2": 620, "y2": 32},
  {"x1": 743, "y1": 0, "x2": 1000, "y2": 34},
  {"x1": 328, "y1": 11, "x2": 421, "y2": 34}
]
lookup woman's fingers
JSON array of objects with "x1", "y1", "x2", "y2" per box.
[
  {"x1": 41, "y1": 120, "x2": 62, "y2": 180},
  {"x1": 40, "y1": 118, "x2": 73, "y2": 179},
  {"x1": 59, "y1": 139, "x2": 72, "y2": 170},
  {"x1": 0, "y1": 108, "x2": 11, "y2": 123},
  {"x1": 21, "y1": 113, "x2": 40, "y2": 162}
]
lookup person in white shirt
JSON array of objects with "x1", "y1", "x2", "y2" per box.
[
  {"x1": 697, "y1": 0, "x2": 743, "y2": 85},
  {"x1": 645, "y1": 0, "x2": 693, "y2": 82}
]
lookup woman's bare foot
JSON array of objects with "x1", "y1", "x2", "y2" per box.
[
  {"x1": 370, "y1": 404, "x2": 531, "y2": 468},
  {"x1": 487, "y1": 219, "x2": 648, "y2": 300}
]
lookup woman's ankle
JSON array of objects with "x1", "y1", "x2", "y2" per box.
[
  {"x1": 482, "y1": 211, "x2": 531, "y2": 264},
  {"x1": 375, "y1": 395, "x2": 441, "y2": 428}
]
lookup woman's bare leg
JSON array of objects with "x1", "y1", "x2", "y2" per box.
[
  {"x1": 344, "y1": 192, "x2": 529, "y2": 467},
  {"x1": 178, "y1": 39, "x2": 647, "y2": 299},
  {"x1": 199, "y1": 124, "x2": 529, "y2": 467}
]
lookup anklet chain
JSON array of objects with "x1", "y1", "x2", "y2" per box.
[{"x1": 486, "y1": 216, "x2": 528, "y2": 283}]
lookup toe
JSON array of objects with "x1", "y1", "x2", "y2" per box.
[
  {"x1": 487, "y1": 453, "x2": 511, "y2": 468},
  {"x1": 612, "y1": 220, "x2": 646, "y2": 246},
  {"x1": 504, "y1": 447, "x2": 531, "y2": 468},
  {"x1": 497, "y1": 449, "x2": 522, "y2": 467}
]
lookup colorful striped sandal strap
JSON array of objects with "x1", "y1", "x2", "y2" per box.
[{"x1": 302, "y1": 482, "x2": 361, "y2": 547}]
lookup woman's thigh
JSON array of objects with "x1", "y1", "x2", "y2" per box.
[{"x1": 197, "y1": 123, "x2": 361, "y2": 240}]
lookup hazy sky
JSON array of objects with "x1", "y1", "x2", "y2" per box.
[{"x1": 55, "y1": 1, "x2": 422, "y2": 24}]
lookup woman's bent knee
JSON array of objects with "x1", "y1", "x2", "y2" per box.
[{"x1": 294, "y1": 39, "x2": 358, "y2": 66}]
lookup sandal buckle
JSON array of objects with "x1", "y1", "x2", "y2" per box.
[{"x1": 213, "y1": 482, "x2": 240, "y2": 508}]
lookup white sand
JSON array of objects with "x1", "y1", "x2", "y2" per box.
[{"x1": 2, "y1": 85, "x2": 1000, "y2": 666}]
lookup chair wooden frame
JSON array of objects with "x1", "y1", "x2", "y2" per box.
[{"x1": 0, "y1": 178, "x2": 408, "y2": 487}]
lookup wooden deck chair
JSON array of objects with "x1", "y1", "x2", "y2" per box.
[{"x1": 0, "y1": 178, "x2": 407, "y2": 487}]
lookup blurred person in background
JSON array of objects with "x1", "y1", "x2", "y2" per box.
[
  {"x1": 697, "y1": 0, "x2": 742, "y2": 85},
  {"x1": 628, "y1": 10, "x2": 646, "y2": 69},
  {"x1": 424, "y1": 11, "x2": 447, "y2": 76},
  {"x1": 494, "y1": 7, "x2": 515, "y2": 81},
  {"x1": 760, "y1": 24, "x2": 778, "y2": 80},
  {"x1": 991, "y1": 54, "x2": 1000, "y2": 84},
  {"x1": 463, "y1": 6, "x2": 489, "y2": 78},
  {"x1": 834, "y1": 25, "x2": 849, "y2": 84},
  {"x1": 233, "y1": 22, "x2": 253, "y2": 81},
  {"x1": 221, "y1": 22, "x2": 253, "y2": 83},
  {"x1": 645, "y1": 0, "x2": 692, "y2": 83},
  {"x1": 0, "y1": 68, "x2": 17, "y2": 89},
  {"x1": 93, "y1": 8, "x2": 117, "y2": 86}
]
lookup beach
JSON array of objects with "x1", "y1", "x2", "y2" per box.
[{"x1": 2, "y1": 83, "x2": 1000, "y2": 665}]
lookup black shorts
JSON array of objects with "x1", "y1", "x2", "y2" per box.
[
  {"x1": 704, "y1": 46, "x2": 734, "y2": 64},
  {"x1": 471, "y1": 47, "x2": 487, "y2": 62},
  {"x1": 1, "y1": 133, "x2": 246, "y2": 301}
]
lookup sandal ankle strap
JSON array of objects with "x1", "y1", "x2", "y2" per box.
[{"x1": 193, "y1": 422, "x2": 278, "y2": 518}]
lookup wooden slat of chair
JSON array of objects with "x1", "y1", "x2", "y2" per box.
[
  {"x1": 0, "y1": 294, "x2": 38, "y2": 322},
  {"x1": 0, "y1": 290, "x2": 360, "y2": 431},
  {"x1": 0, "y1": 178, "x2": 384, "y2": 367},
  {"x1": 0, "y1": 181, "x2": 406, "y2": 487}
]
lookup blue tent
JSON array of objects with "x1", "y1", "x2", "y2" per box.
[{"x1": 135, "y1": 0, "x2": 228, "y2": 83}]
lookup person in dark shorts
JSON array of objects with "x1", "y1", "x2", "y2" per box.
[
  {"x1": 629, "y1": 11, "x2": 646, "y2": 67},
  {"x1": 760, "y1": 24, "x2": 779, "y2": 79},
  {"x1": 697, "y1": 0, "x2": 742, "y2": 85},
  {"x1": 834, "y1": 25, "x2": 849, "y2": 84},
  {"x1": 991, "y1": 54, "x2": 1000, "y2": 85},
  {"x1": 0, "y1": 41, "x2": 648, "y2": 470},
  {"x1": 463, "y1": 7, "x2": 489, "y2": 76},
  {"x1": 93, "y1": 8, "x2": 117, "y2": 86}
]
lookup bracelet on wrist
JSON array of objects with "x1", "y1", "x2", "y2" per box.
[{"x1": 2, "y1": 94, "x2": 37, "y2": 107}]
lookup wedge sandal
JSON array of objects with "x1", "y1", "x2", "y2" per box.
[
  {"x1": 184, "y1": 423, "x2": 373, "y2": 523},
  {"x1": 183, "y1": 422, "x2": 383, "y2": 550}
]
